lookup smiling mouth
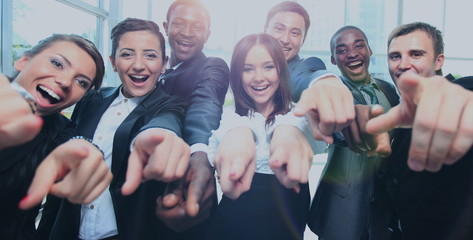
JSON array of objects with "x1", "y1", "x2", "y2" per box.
[
  {"x1": 252, "y1": 85, "x2": 269, "y2": 91},
  {"x1": 347, "y1": 60, "x2": 364, "y2": 70},
  {"x1": 37, "y1": 85, "x2": 62, "y2": 104},
  {"x1": 177, "y1": 40, "x2": 193, "y2": 48},
  {"x1": 129, "y1": 75, "x2": 149, "y2": 83},
  {"x1": 281, "y1": 47, "x2": 291, "y2": 52}
]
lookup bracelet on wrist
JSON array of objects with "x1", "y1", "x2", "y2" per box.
[{"x1": 69, "y1": 136, "x2": 104, "y2": 157}]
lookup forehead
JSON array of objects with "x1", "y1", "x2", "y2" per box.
[
  {"x1": 389, "y1": 30, "x2": 434, "y2": 53},
  {"x1": 335, "y1": 29, "x2": 366, "y2": 44},
  {"x1": 118, "y1": 31, "x2": 161, "y2": 49},
  {"x1": 245, "y1": 44, "x2": 272, "y2": 63},
  {"x1": 268, "y1": 11, "x2": 305, "y2": 30},
  {"x1": 169, "y1": 4, "x2": 209, "y2": 25}
]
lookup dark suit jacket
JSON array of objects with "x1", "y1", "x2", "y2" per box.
[
  {"x1": 287, "y1": 54, "x2": 327, "y2": 102},
  {"x1": 160, "y1": 51, "x2": 229, "y2": 146},
  {"x1": 49, "y1": 84, "x2": 189, "y2": 240},
  {"x1": 385, "y1": 76, "x2": 473, "y2": 240},
  {"x1": 308, "y1": 76, "x2": 399, "y2": 240},
  {"x1": 0, "y1": 113, "x2": 75, "y2": 240}
]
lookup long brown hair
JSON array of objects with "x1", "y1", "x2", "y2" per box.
[{"x1": 230, "y1": 33, "x2": 292, "y2": 126}]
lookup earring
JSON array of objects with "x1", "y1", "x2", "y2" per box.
[{"x1": 113, "y1": 67, "x2": 117, "y2": 72}]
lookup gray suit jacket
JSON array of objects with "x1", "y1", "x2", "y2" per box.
[{"x1": 308, "y1": 76, "x2": 399, "y2": 240}]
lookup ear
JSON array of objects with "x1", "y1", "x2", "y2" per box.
[
  {"x1": 369, "y1": 46, "x2": 373, "y2": 56},
  {"x1": 163, "y1": 22, "x2": 169, "y2": 36},
  {"x1": 434, "y1": 53, "x2": 445, "y2": 71},
  {"x1": 13, "y1": 56, "x2": 30, "y2": 71},
  {"x1": 331, "y1": 55, "x2": 336, "y2": 65},
  {"x1": 109, "y1": 56, "x2": 117, "y2": 72},
  {"x1": 204, "y1": 29, "x2": 211, "y2": 43}
]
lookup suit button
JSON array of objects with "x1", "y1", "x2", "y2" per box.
[{"x1": 90, "y1": 205, "x2": 95, "y2": 209}]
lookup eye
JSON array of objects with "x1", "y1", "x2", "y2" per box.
[
  {"x1": 144, "y1": 53, "x2": 158, "y2": 59},
  {"x1": 389, "y1": 54, "x2": 400, "y2": 60},
  {"x1": 120, "y1": 52, "x2": 133, "y2": 58},
  {"x1": 75, "y1": 78, "x2": 91, "y2": 89},
  {"x1": 50, "y1": 59, "x2": 63, "y2": 69},
  {"x1": 193, "y1": 23, "x2": 204, "y2": 32},
  {"x1": 290, "y1": 31, "x2": 301, "y2": 37},
  {"x1": 243, "y1": 66, "x2": 254, "y2": 72},
  {"x1": 274, "y1": 25, "x2": 284, "y2": 32},
  {"x1": 264, "y1": 64, "x2": 275, "y2": 71},
  {"x1": 336, "y1": 48, "x2": 347, "y2": 54},
  {"x1": 355, "y1": 43, "x2": 365, "y2": 49},
  {"x1": 412, "y1": 51, "x2": 423, "y2": 58}
]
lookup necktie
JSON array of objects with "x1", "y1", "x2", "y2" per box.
[{"x1": 360, "y1": 84, "x2": 379, "y2": 104}]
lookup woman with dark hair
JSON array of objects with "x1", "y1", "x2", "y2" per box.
[
  {"x1": 49, "y1": 18, "x2": 190, "y2": 240},
  {"x1": 207, "y1": 33, "x2": 315, "y2": 240},
  {"x1": 0, "y1": 34, "x2": 112, "y2": 240}
]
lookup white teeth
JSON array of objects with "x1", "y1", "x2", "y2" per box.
[
  {"x1": 348, "y1": 60, "x2": 362, "y2": 67},
  {"x1": 130, "y1": 75, "x2": 146, "y2": 79},
  {"x1": 282, "y1": 47, "x2": 291, "y2": 51},
  {"x1": 39, "y1": 85, "x2": 61, "y2": 100},
  {"x1": 252, "y1": 85, "x2": 269, "y2": 91},
  {"x1": 178, "y1": 41, "x2": 191, "y2": 46}
]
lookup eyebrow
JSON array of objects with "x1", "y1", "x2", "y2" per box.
[{"x1": 58, "y1": 53, "x2": 93, "y2": 83}]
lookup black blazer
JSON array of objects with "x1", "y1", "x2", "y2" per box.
[
  {"x1": 385, "y1": 76, "x2": 473, "y2": 240},
  {"x1": 308, "y1": 76, "x2": 399, "y2": 240},
  {"x1": 49, "y1": 84, "x2": 189, "y2": 240},
  {"x1": 0, "y1": 113, "x2": 75, "y2": 240},
  {"x1": 160, "y1": 51, "x2": 229, "y2": 146}
]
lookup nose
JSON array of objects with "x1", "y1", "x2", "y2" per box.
[
  {"x1": 55, "y1": 74, "x2": 73, "y2": 90},
  {"x1": 278, "y1": 31, "x2": 290, "y2": 46},
  {"x1": 347, "y1": 48, "x2": 359, "y2": 58},
  {"x1": 182, "y1": 23, "x2": 193, "y2": 37},
  {"x1": 253, "y1": 68, "x2": 265, "y2": 83},
  {"x1": 398, "y1": 56, "x2": 411, "y2": 71},
  {"x1": 132, "y1": 56, "x2": 145, "y2": 72}
]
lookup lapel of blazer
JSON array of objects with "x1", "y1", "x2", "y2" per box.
[
  {"x1": 340, "y1": 75, "x2": 366, "y2": 105},
  {"x1": 110, "y1": 86, "x2": 164, "y2": 176},
  {"x1": 75, "y1": 88, "x2": 119, "y2": 139}
]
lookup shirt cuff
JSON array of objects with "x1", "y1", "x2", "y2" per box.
[
  {"x1": 190, "y1": 143, "x2": 209, "y2": 154},
  {"x1": 308, "y1": 73, "x2": 341, "y2": 87}
]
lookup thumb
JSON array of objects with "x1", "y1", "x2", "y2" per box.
[
  {"x1": 366, "y1": 106, "x2": 404, "y2": 134},
  {"x1": 230, "y1": 156, "x2": 250, "y2": 181},
  {"x1": 397, "y1": 72, "x2": 421, "y2": 103},
  {"x1": 162, "y1": 180, "x2": 184, "y2": 208},
  {"x1": 121, "y1": 150, "x2": 145, "y2": 195},
  {"x1": 19, "y1": 143, "x2": 89, "y2": 209},
  {"x1": 269, "y1": 147, "x2": 287, "y2": 169},
  {"x1": 294, "y1": 96, "x2": 315, "y2": 117}
]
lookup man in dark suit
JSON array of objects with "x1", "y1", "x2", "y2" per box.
[
  {"x1": 308, "y1": 26, "x2": 399, "y2": 240},
  {"x1": 366, "y1": 22, "x2": 473, "y2": 240},
  {"x1": 152, "y1": 0, "x2": 230, "y2": 234}
]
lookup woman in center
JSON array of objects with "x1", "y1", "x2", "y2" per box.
[{"x1": 208, "y1": 33, "x2": 314, "y2": 240}]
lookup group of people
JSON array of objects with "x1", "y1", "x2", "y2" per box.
[{"x1": 1, "y1": 0, "x2": 472, "y2": 240}]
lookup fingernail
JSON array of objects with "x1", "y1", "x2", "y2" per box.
[
  {"x1": 18, "y1": 194, "x2": 29, "y2": 209},
  {"x1": 408, "y1": 160, "x2": 424, "y2": 171}
]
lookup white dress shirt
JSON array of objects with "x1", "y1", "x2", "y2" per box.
[{"x1": 78, "y1": 88, "x2": 146, "y2": 240}]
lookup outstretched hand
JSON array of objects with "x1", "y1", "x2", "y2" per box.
[
  {"x1": 294, "y1": 76, "x2": 355, "y2": 144},
  {"x1": 367, "y1": 72, "x2": 473, "y2": 171},
  {"x1": 122, "y1": 128, "x2": 190, "y2": 196},
  {"x1": 343, "y1": 104, "x2": 391, "y2": 157},
  {"x1": 155, "y1": 151, "x2": 215, "y2": 232},
  {"x1": 213, "y1": 127, "x2": 256, "y2": 200},
  {"x1": 19, "y1": 139, "x2": 112, "y2": 210},
  {"x1": 269, "y1": 125, "x2": 313, "y2": 193},
  {"x1": 0, "y1": 75, "x2": 43, "y2": 150}
]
